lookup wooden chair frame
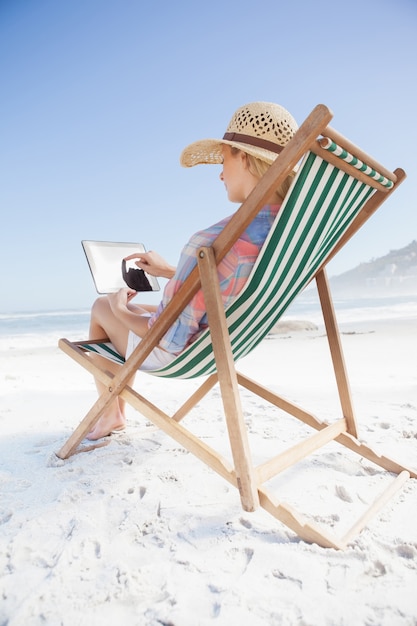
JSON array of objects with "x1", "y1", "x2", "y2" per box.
[{"x1": 57, "y1": 105, "x2": 415, "y2": 549}]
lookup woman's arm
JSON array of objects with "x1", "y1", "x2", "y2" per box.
[{"x1": 124, "y1": 251, "x2": 176, "y2": 279}]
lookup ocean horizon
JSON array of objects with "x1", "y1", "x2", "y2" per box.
[{"x1": 1, "y1": 293, "x2": 416, "y2": 352}]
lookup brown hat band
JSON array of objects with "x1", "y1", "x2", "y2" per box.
[{"x1": 222, "y1": 132, "x2": 284, "y2": 155}]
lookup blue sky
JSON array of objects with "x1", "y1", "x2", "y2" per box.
[{"x1": 1, "y1": 0, "x2": 416, "y2": 313}]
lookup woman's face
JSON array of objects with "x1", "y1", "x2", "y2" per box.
[{"x1": 220, "y1": 145, "x2": 259, "y2": 203}]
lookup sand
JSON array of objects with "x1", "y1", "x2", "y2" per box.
[{"x1": 1, "y1": 317, "x2": 416, "y2": 625}]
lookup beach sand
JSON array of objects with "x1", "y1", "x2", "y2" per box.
[{"x1": 1, "y1": 317, "x2": 416, "y2": 625}]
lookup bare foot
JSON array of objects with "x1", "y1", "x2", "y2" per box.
[{"x1": 86, "y1": 414, "x2": 126, "y2": 440}]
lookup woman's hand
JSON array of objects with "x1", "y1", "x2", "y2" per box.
[
  {"x1": 107, "y1": 287, "x2": 137, "y2": 314},
  {"x1": 124, "y1": 251, "x2": 176, "y2": 279},
  {"x1": 106, "y1": 288, "x2": 153, "y2": 338}
]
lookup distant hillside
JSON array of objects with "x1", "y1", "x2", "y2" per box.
[{"x1": 330, "y1": 241, "x2": 417, "y2": 297}]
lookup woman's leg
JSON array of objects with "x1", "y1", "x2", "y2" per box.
[{"x1": 86, "y1": 296, "x2": 146, "y2": 440}]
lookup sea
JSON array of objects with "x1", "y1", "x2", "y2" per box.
[{"x1": 1, "y1": 293, "x2": 416, "y2": 352}]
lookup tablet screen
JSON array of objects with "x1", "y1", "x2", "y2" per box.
[{"x1": 82, "y1": 240, "x2": 160, "y2": 293}]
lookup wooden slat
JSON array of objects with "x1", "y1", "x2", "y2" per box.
[
  {"x1": 172, "y1": 374, "x2": 218, "y2": 422},
  {"x1": 322, "y1": 125, "x2": 397, "y2": 182},
  {"x1": 118, "y1": 385, "x2": 238, "y2": 485},
  {"x1": 237, "y1": 369, "x2": 417, "y2": 479},
  {"x1": 237, "y1": 372, "x2": 330, "y2": 430},
  {"x1": 334, "y1": 432, "x2": 417, "y2": 478},
  {"x1": 198, "y1": 246, "x2": 259, "y2": 511},
  {"x1": 321, "y1": 167, "x2": 407, "y2": 269},
  {"x1": 315, "y1": 268, "x2": 358, "y2": 438},
  {"x1": 255, "y1": 419, "x2": 347, "y2": 484},
  {"x1": 58, "y1": 340, "x2": 238, "y2": 483},
  {"x1": 341, "y1": 471, "x2": 410, "y2": 547},
  {"x1": 310, "y1": 142, "x2": 389, "y2": 191},
  {"x1": 258, "y1": 486, "x2": 345, "y2": 550},
  {"x1": 57, "y1": 339, "x2": 120, "y2": 458}
]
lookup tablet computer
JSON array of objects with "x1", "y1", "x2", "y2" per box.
[{"x1": 82, "y1": 240, "x2": 160, "y2": 294}]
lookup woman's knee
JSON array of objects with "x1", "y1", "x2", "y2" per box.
[
  {"x1": 90, "y1": 296, "x2": 114, "y2": 331},
  {"x1": 91, "y1": 296, "x2": 110, "y2": 318}
]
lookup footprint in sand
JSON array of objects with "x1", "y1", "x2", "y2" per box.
[
  {"x1": 272, "y1": 569, "x2": 302, "y2": 589},
  {"x1": 366, "y1": 560, "x2": 386, "y2": 577},
  {"x1": 127, "y1": 485, "x2": 147, "y2": 498},
  {"x1": 226, "y1": 546, "x2": 254, "y2": 575},
  {"x1": 396, "y1": 543, "x2": 417, "y2": 560},
  {"x1": 239, "y1": 517, "x2": 252, "y2": 529},
  {"x1": 0, "y1": 510, "x2": 13, "y2": 524},
  {"x1": 335, "y1": 484, "x2": 353, "y2": 502}
]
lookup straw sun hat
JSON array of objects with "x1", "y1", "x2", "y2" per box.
[{"x1": 180, "y1": 101, "x2": 298, "y2": 168}]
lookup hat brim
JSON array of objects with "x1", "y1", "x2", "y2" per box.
[{"x1": 180, "y1": 138, "x2": 279, "y2": 168}]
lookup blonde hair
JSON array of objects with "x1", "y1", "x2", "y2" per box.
[{"x1": 231, "y1": 147, "x2": 295, "y2": 203}]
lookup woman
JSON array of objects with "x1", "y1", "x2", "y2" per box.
[{"x1": 87, "y1": 101, "x2": 298, "y2": 440}]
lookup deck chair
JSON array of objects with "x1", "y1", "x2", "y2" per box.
[{"x1": 57, "y1": 104, "x2": 416, "y2": 550}]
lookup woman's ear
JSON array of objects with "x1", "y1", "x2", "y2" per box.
[{"x1": 238, "y1": 150, "x2": 249, "y2": 168}]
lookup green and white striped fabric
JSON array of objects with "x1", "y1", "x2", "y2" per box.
[
  {"x1": 320, "y1": 137, "x2": 394, "y2": 189},
  {"x1": 82, "y1": 151, "x2": 375, "y2": 379}
]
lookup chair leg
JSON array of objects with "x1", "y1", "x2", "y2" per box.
[
  {"x1": 172, "y1": 374, "x2": 218, "y2": 422},
  {"x1": 316, "y1": 268, "x2": 358, "y2": 438},
  {"x1": 57, "y1": 340, "x2": 119, "y2": 458},
  {"x1": 197, "y1": 246, "x2": 260, "y2": 512}
]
